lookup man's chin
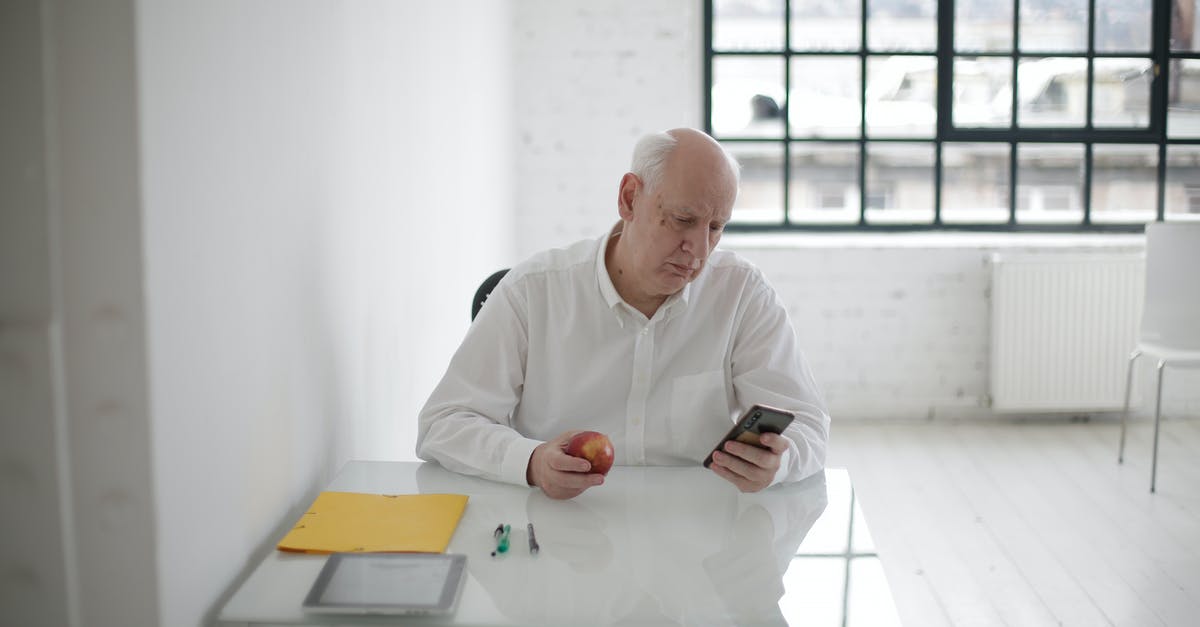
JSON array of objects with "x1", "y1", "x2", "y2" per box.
[{"x1": 657, "y1": 275, "x2": 691, "y2": 295}]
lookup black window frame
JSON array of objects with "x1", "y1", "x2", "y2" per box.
[{"x1": 704, "y1": 0, "x2": 1200, "y2": 232}]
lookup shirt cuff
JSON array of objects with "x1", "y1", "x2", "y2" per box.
[{"x1": 500, "y1": 436, "x2": 544, "y2": 487}]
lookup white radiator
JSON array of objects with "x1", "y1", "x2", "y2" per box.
[{"x1": 990, "y1": 253, "x2": 1145, "y2": 412}]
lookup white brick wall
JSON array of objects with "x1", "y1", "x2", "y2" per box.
[
  {"x1": 739, "y1": 244, "x2": 993, "y2": 418},
  {"x1": 514, "y1": 0, "x2": 702, "y2": 256},
  {"x1": 512, "y1": 1, "x2": 1200, "y2": 420},
  {"x1": 726, "y1": 235, "x2": 1199, "y2": 420}
]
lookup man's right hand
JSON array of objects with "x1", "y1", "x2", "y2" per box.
[{"x1": 526, "y1": 430, "x2": 606, "y2": 499}]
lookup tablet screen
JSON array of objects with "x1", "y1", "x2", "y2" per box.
[{"x1": 304, "y1": 553, "x2": 466, "y2": 615}]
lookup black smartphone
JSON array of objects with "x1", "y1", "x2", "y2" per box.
[{"x1": 702, "y1": 404, "x2": 795, "y2": 468}]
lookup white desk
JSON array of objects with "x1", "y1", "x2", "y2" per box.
[{"x1": 219, "y1": 462, "x2": 900, "y2": 626}]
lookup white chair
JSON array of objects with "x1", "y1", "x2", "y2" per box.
[{"x1": 1118, "y1": 222, "x2": 1200, "y2": 493}]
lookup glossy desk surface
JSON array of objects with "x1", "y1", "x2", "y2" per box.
[{"x1": 219, "y1": 462, "x2": 900, "y2": 626}]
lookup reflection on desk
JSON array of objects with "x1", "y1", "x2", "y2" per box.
[
  {"x1": 218, "y1": 462, "x2": 901, "y2": 626},
  {"x1": 416, "y1": 464, "x2": 825, "y2": 626}
]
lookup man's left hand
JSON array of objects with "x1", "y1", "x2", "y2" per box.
[{"x1": 708, "y1": 432, "x2": 787, "y2": 492}]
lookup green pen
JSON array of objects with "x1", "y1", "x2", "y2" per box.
[{"x1": 491, "y1": 523, "x2": 511, "y2": 556}]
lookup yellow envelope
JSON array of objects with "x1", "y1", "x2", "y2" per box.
[{"x1": 277, "y1": 491, "x2": 468, "y2": 554}]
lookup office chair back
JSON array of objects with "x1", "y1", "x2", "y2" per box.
[
  {"x1": 472, "y1": 269, "x2": 510, "y2": 321},
  {"x1": 1141, "y1": 222, "x2": 1200, "y2": 350}
]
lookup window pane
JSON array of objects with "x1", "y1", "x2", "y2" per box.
[
  {"x1": 1096, "y1": 0, "x2": 1151, "y2": 52},
  {"x1": 1170, "y1": 0, "x2": 1200, "y2": 52},
  {"x1": 1165, "y1": 145, "x2": 1200, "y2": 218},
  {"x1": 866, "y1": 56, "x2": 937, "y2": 137},
  {"x1": 726, "y1": 142, "x2": 784, "y2": 223},
  {"x1": 1167, "y1": 59, "x2": 1200, "y2": 138},
  {"x1": 712, "y1": 56, "x2": 785, "y2": 138},
  {"x1": 867, "y1": 0, "x2": 936, "y2": 52},
  {"x1": 955, "y1": 1, "x2": 1013, "y2": 52},
  {"x1": 790, "y1": 57, "x2": 861, "y2": 138},
  {"x1": 942, "y1": 143, "x2": 1011, "y2": 223},
  {"x1": 713, "y1": 0, "x2": 785, "y2": 51},
  {"x1": 1093, "y1": 58, "x2": 1152, "y2": 128},
  {"x1": 1016, "y1": 143, "x2": 1084, "y2": 223},
  {"x1": 791, "y1": 0, "x2": 860, "y2": 51},
  {"x1": 1017, "y1": 57, "x2": 1087, "y2": 127},
  {"x1": 789, "y1": 142, "x2": 860, "y2": 224},
  {"x1": 1091, "y1": 144, "x2": 1158, "y2": 223},
  {"x1": 1020, "y1": 0, "x2": 1088, "y2": 52},
  {"x1": 954, "y1": 57, "x2": 1013, "y2": 127},
  {"x1": 865, "y1": 142, "x2": 935, "y2": 223}
]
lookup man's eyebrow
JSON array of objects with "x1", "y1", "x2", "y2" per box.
[{"x1": 674, "y1": 206, "x2": 729, "y2": 224}]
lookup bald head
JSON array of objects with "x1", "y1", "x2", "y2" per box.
[
  {"x1": 662, "y1": 128, "x2": 739, "y2": 207},
  {"x1": 630, "y1": 128, "x2": 740, "y2": 200}
]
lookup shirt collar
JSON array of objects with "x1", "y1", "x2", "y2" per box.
[
  {"x1": 595, "y1": 221, "x2": 696, "y2": 322},
  {"x1": 595, "y1": 222, "x2": 625, "y2": 310}
]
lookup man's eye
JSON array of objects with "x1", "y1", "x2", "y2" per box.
[
  {"x1": 675, "y1": 216, "x2": 692, "y2": 225},
  {"x1": 710, "y1": 223, "x2": 724, "y2": 232}
]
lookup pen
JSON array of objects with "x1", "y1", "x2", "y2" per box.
[
  {"x1": 527, "y1": 523, "x2": 539, "y2": 555},
  {"x1": 491, "y1": 523, "x2": 510, "y2": 557}
]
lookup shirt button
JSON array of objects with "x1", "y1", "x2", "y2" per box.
[{"x1": 632, "y1": 416, "x2": 642, "y2": 425}]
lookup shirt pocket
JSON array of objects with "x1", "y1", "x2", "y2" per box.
[{"x1": 668, "y1": 370, "x2": 734, "y2": 462}]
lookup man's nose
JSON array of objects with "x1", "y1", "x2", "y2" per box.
[{"x1": 681, "y1": 225, "x2": 709, "y2": 258}]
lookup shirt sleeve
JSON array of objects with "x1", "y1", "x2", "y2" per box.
[
  {"x1": 729, "y1": 272, "x2": 830, "y2": 485},
  {"x1": 416, "y1": 276, "x2": 543, "y2": 487}
]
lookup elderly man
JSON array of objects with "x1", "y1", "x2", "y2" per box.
[{"x1": 417, "y1": 128, "x2": 829, "y2": 499}]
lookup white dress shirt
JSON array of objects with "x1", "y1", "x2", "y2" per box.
[{"x1": 416, "y1": 225, "x2": 830, "y2": 487}]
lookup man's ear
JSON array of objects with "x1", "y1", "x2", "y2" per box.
[{"x1": 617, "y1": 173, "x2": 641, "y2": 220}]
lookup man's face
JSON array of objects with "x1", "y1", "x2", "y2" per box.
[{"x1": 616, "y1": 159, "x2": 735, "y2": 300}]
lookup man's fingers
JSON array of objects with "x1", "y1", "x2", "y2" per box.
[
  {"x1": 758, "y1": 432, "x2": 789, "y2": 454},
  {"x1": 551, "y1": 469, "x2": 603, "y2": 489},
  {"x1": 544, "y1": 470, "x2": 603, "y2": 496},
  {"x1": 712, "y1": 450, "x2": 761, "y2": 481},
  {"x1": 550, "y1": 453, "x2": 592, "y2": 473},
  {"x1": 710, "y1": 444, "x2": 778, "y2": 493},
  {"x1": 723, "y1": 439, "x2": 777, "y2": 470},
  {"x1": 709, "y1": 462, "x2": 755, "y2": 493}
]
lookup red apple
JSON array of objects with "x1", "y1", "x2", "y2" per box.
[{"x1": 565, "y1": 431, "x2": 615, "y2": 475}]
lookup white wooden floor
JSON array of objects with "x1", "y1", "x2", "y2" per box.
[{"x1": 827, "y1": 417, "x2": 1200, "y2": 627}]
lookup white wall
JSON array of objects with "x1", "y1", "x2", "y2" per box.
[
  {"x1": 513, "y1": 0, "x2": 702, "y2": 256},
  {"x1": 138, "y1": 2, "x2": 513, "y2": 625},
  {"x1": 137, "y1": 3, "x2": 347, "y2": 625},
  {"x1": 510, "y1": 0, "x2": 1200, "y2": 419},
  {"x1": 726, "y1": 234, "x2": 1200, "y2": 418},
  {"x1": 336, "y1": 2, "x2": 515, "y2": 462},
  {"x1": 4, "y1": 1, "x2": 513, "y2": 626}
]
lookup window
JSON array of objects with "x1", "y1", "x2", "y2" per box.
[{"x1": 705, "y1": 0, "x2": 1200, "y2": 230}]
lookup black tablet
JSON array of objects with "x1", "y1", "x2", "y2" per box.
[{"x1": 302, "y1": 553, "x2": 467, "y2": 616}]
